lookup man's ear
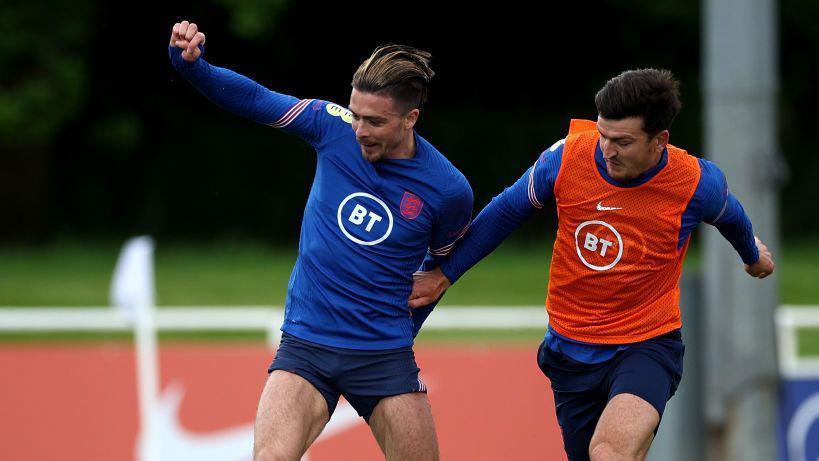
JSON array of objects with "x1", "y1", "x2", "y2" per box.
[
  {"x1": 655, "y1": 130, "x2": 670, "y2": 154},
  {"x1": 405, "y1": 109, "x2": 420, "y2": 129}
]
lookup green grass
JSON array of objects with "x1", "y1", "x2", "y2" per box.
[
  {"x1": 6, "y1": 239, "x2": 815, "y2": 307},
  {"x1": 798, "y1": 328, "x2": 819, "y2": 357},
  {"x1": 780, "y1": 239, "x2": 819, "y2": 305},
  {"x1": 0, "y1": 244, "x2": 119, "y2": 306},
  {"x1": 154, "y1": 243, "x2": 296, "y2": 306},
  {"x1": 0, "y1": 242, "x2": 294, "y2": 306},
  {"x1": 0, "y1": 241, "x2": 555, "y2": 307},
  {"x1": 1, "y1": 240, "x2": 816, "y2": 306}
]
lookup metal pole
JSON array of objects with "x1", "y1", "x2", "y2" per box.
[
  {"x1": 648, "y1": 275, "x2": 705, "y2": 461},
  {"x1": 702, "y1": 0, "x2": 783, "y2": 459}
]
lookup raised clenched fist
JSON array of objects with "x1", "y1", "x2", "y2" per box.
[{"x1": 170, "y1": 20, "x2": 206, "y2": 62}]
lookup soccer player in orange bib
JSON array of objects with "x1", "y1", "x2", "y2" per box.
[{"x1": 409, "y1": 69, "x2": 775, "y2": 461}]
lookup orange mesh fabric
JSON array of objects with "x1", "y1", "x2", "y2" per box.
[{"x1": 546, "y1": 119, "x2": 701, "y2": 344}]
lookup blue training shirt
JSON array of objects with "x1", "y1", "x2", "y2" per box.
[
  {"x1": 435, "y1": 137, "x2": 758, "y2": 363},
  {"x1": 169, "y1": 47, "x2": 473, "y2": 350}
]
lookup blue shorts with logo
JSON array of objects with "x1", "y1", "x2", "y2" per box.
[
  {"x1": 536, "y1": 329, "x2": 684, "y2": 461},
  {"x1": 268, "y1": 332, "x2": 427, "y2": 423}
]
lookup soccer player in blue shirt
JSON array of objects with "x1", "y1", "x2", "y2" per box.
[{"x1": 168, "y1": 21, "x2": 472, "y2": 461}]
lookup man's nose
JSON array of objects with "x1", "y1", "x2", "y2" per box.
[
  {"x1": 355, "y1": 124, "x2": 369, "y2": 139},
  {"x1": 601, "y1": 139, "x2": 617, "y2": 158}
]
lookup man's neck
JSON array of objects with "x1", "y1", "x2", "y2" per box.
[
  {"x1": 384, "y1": 131, "x2": 416, "y2": 160},
  {"x1": 630, "y1": 149, "x2": 664, "y2": 179}
]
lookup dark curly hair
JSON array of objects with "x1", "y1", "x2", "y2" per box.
[{"x1": 595, "y1": 68, "x2": 681, "y2": 136}]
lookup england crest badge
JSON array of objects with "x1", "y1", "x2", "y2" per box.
[{"x1": 400, "y1": 192, "x2": 424, "y2": 220}]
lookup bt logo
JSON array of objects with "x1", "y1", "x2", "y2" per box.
[
  {"x1": 348, "y1": 204, "x2": 383, "y2": 232},
  {"x1": 583, "y1": 232, "x2": 616, "y2": 257},
  {"x1": 337, "y1": 192, "x2": 394, "y2": 246},
  {"x1": 574, "y1": 220, "x2": 624, "y2": 271}
]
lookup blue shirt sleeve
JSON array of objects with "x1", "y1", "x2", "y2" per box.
[
  {"x1": 169, "y1": 46, "x2": 346, "y2": 147},
  {"x1": 438, "y1": 141, "x2": 564, "y2": 283},
  {"x1": 428, "y1": 178, "x2": 474, "y2": 259},
  {"x1": 410, "y1": 254, "x2": 441, "y2": 336},
  {"x1": 712, "y1": 195, "x2": 759, "y2": 265},
  {"x1": 410, "y1": 175, "x2": 473, "y2": 335},
  {"x1": 683, "y1": 159, "x2": 759, "y2": 264}
]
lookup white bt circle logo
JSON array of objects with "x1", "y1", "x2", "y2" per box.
[
  {"x1": 574, "y1": 220, "x2": 624, "y2": 271},
  {"x1": 337, "y1": 192, "x2": 394, "y2": 246}
]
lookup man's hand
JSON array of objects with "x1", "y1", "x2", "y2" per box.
[
  {"x1": 409, "y1": 267, "x2": 451, "y2": 309},
  {"x1": 745, "y1": 236, "x2": 775, "y2": 279},
  {"x1": 170, "y1": 20, "x2": 206, "y2": 62}
]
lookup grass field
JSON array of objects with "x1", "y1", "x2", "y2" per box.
[
  {"x1": 0, "y1": 241, "x2": 552, "y2": 306},
  {"x1": 0, "y1": 239, "x2": 817, "y2": 353},
  {"x1": 2, "y1": 239, "x2": 818, "y2": 306}
]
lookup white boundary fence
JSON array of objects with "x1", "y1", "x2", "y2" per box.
[
  {"x1": 2, "y1": 304, "x2": 817, "y2": 359},
  {"x1": 775, "y1": 306, "x2": 819, "y2": 461},
  {"x1": 0, "y1": 305, "x2": 549, "y2": 345},
  {"x1": 2, "y1": 305, "x2": 815, "y2": 362},
  {"x1": 776, "y1": 305, "x2": 819, "y2": 378}
]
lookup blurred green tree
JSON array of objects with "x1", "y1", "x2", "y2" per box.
[
  {"x1": 0, "y1": 0, "x2": 290, "y2": 241},
  {"x1": 211, "y1": 0, "x2": 290, "y2": 39},
  {"x1": 0, "y1": 2, "x2": 90, "y2": 147},
  {"x1": 0, "y1": 1, "x2": 91, "y2": 240}
]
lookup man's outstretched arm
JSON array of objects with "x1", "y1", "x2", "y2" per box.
[
  {"x1": 168, "y1": 20, "x2": 324, "y2": 144},
  {"x1": 710, "y1": 194, "x2": 775, "y2": 278},
  {"x1": 697, "y1": 159, "x2": 775, "y2": 278},
  {"x1": 409, "y1": 142, "x2": 564, "y2": 307}
]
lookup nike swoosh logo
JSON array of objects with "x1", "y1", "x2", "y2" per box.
[
  {"x1": 596, "y1": 202, "x2": 622, "y2": 211},
  {"x1": 139, "y1": 381, "x2": 363, "y2": 460}
]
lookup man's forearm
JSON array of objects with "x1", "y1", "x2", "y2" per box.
[
  {"x1": 713, "y1": 194, "x2": 759, "y2": 264},
  {"x1": 169, "y1": 46, "x2": 296, "y2": 125},
  {"x1": 440, "y1": 185, "x2": 535, "y2": 283}
]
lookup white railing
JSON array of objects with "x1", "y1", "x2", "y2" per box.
[
  {"x1": 0, "y1": 305, "x2": 549, "y2": 345},
  {"x1": 776, "y1": 305, "x2": 819, "y2": 378},
  {"x1": 3, "y1": 304, "x2": 816, "y2": 376}
]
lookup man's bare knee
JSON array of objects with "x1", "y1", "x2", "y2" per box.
[
  {"x1": 589, "y1": 442, "x2": 638, "y2": 461},
  {"x1": 253, "y1": 445, "x2": 297, "y2": 461},
  {"x1": 589, "y1": 434, "x2": 651, "y2": 461},
  {"x1": 590, "y1": 441, "x2": 610, "y2": 461}
]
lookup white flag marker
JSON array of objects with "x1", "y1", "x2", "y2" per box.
[{"x1": 110, "y1": 236, "x2": 160, "y2": 461}]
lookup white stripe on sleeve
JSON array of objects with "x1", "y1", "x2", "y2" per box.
[{"x1": 269, "y1": 99, "x2": 314, "y2": 128}]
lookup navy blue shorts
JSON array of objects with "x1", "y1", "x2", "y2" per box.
[
  {"x1": 268, "y1": 333, "x2": 427, "y2": 423},
  {"x1": 536, "y1": 329, "x2": 684, "y2": 461}
]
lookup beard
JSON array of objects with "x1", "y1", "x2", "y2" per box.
[
  {"x1": 605, "y1": 160, "x2": 634, "y2": 180},
  {"x1": 359, "y1": 143, "x2": 384, "y2": 162}
]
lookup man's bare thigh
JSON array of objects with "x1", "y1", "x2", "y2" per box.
[
  {"x1": 589, "y1": 393, "x2": 659, "y2": 461},
  {"x1": 368, "y1": 392, "x2": 439, "y2": 461},
  {"x1": 253, "y1": 370, "x2": 329, "y2": 461}
]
